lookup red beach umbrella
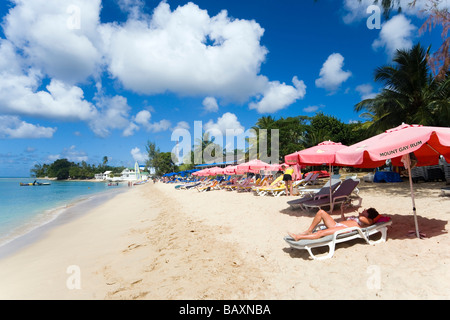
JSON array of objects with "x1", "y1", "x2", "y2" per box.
[{"x1": 335, "y1": 124, "x2": 450, "y2": 238}]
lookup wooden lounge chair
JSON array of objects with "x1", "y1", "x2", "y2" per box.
[{"x1": 284, "y1": 219, "x2": 392, "y2": 260}]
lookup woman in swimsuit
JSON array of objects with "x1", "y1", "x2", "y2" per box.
[
  {"x1": 288, "y1": 208, "x2": 380, "y2": 241},
  {"x1": 282, "y1": 165, "x2": 295, "y2": 196}
]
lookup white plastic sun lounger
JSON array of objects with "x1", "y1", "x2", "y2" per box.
[{"x1": 284, "y1": 220, "x2": 392, "y2": 260}]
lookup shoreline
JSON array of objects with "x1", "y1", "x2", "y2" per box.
[
  {"x1": 0, "y1": 180, "x2": 449, "y2": 299},
  {"x1": 0, "y1": 185, "x2": 128, "y2": 260}
]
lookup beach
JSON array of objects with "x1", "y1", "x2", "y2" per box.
[{"x1": 0, "y1": 179, "x2": 449, "y2": 300}]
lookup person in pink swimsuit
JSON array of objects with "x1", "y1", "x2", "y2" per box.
[{"x1": 288, "y1": 208, "x2": 380, "y2": 241}]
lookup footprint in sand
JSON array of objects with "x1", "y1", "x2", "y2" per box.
[{"x1": 122, "y1": 243, "x2": 143, "y2": 252}]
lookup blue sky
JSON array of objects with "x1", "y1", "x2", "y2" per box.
[{"x1": 0, "y1": 0, "x2": 446, "y2": 176}]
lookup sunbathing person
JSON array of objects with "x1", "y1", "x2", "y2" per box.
[{"x1": 288, "y1": 208, "x2": 380, "y2": 241}]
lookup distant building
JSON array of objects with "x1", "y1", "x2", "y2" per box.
[
  {"x1": 95, "y1": 162, "x2": 151, "y2": 181},
  {"x1": 94, "y1": 171, "x2": 112, "y2": 180}
]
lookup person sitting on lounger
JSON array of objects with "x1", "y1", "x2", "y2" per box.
[{"x1": 288, "y1": 208, "x2": 380, "y2": 241}]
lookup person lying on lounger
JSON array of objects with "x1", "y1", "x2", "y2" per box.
[{"x1": 288, "y1": 208, "x2": 380, "y2": 241}]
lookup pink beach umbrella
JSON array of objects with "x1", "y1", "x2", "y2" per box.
[
  {"x1": 206, "y1": 166, "x2": 223, "y2": 176},
  {"x1": 224, "y1": 165, "x2": 238, "y2": 175},
  {"x1": 335, "y1": 124, "x2": 450, "y2": 238},
  {"x1": 285, "y1": 141, "x2": 347, "y2": 166},
  {"x1": 265, "y1": 163, "x2": 284, "y2": 172},
  {"x1": 285, "y1": 141, "x2": 348, "y2": 211},
  {"x1": 236, "y1": 159, "x2": 271, "y2": 174},
  {"x1": 194, "y1": 168, "x2": 211, "y2": 176}
]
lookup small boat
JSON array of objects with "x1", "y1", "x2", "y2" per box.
[{"x1": 20, "y1": 181, "x2": 51, "y2": 186}]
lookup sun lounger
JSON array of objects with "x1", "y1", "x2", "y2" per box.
[
  {"x1": 301, "y1": 178, "x2": 362, "y2": 214},
  {"x1": 237, "y1": 177, "x2": 264, "y2": 192},
  {"x1": 296, "y1": 172, "x2": 320, "y2": 187},
  {"x1": 287, "y1": 179, "x2": 342, "y2": 207},
  {"x1": 197, "y1": 180, "x2": 219, "y2": 192},
  {"x1": 253, "y1": 175, "x2": 284, "y2": 195},
  {"x1": 284, "y1": 219, "x2": 392, "y2": 260},
  {"x1": 177, "y1": 182, "x2": 202, "y2": 190},
  {"x1": 263, "y1": 179, "x2": 306, "y2": 197},
  {"x1": 223, "y1": 177, "x2": 248, "y2": 191}
]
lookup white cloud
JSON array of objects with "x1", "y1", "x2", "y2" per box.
[
  {"x1": 342, "y1": 0, "x2": 376, "y2": 24},
  {"x1": 202, "y1": 97, "x2": 219, "y2": 112},
  {"x1": 341, "y1": 0, "x2": 447, "y2": 24},
  {"x1": 3, "y1": 0, "x2": 103, "y2": 84},
  {"x1": 88, "y1": 95, "x2": 132, "y2": 137},
  {"x1": 303, "y1": 105, "x2": 324, "y2": 113},
  {"x1": 0, "y1": 115, "x2": 56, "y2": 139},
  {"x1": 174, "y1": 121, "x2": 190, "y2": 130},
  {"x1": 124, "y1": 110, "x2": 171, "y2": 136},
  {"x1": 204, "y1": 112, "x2": 244, "y2": 136},
  {"x1": 315, "y1": 53, "x2": 352, "y2": 93},
  {"x1": 355, "y1": 83, "x2": 377, "y2": 100},
  {"x1": 101, "y1": 1, "x2": 270, "y2": 101},
  {"x1": 249, "y1": 76, "x2": 306, "y2": 113},
  {"x1": 134, "y1": 110, "x2": 151, "y2": 126},
  {"x1": 372, "y1": 14, "x2": 416, "y2": 57},
  {"x1": 131, "y1": 147, "x2": 147, "y2": 163},
  {"x1": 0, "y1": 0, "x2": 308, "y2": 140},
  {"x1": 48, "y1": 145, "x2": 88, "y2": 162},
  {"x1": 122, "y1": 122, "x2": 139, "y2": 137}
]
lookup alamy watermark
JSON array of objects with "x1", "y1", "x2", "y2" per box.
[
  {"x1": 67, "y1": 4, "x2": 81, "y2": 30},
  {"x1": 367, "y1": 5, "x2": 381, "y2": 29},
  {"x1": 170, "y1": 121, "x2": 280, "y2": 165},
  {"x1": 366, "y1": 265, "x2": 381, "y2": 290},
  {"x1": 66, "y1": 265, "x2": 81, "y2": 290}
]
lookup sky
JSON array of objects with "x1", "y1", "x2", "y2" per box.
[{"x1": 0, "y1": 0, "x2": 446, "y2": 176}]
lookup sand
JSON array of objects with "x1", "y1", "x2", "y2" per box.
[{"x1": 0, "y1": 178, "x2": 449, "y2": 300}]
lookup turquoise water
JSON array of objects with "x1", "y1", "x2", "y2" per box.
[{"x1": 0, "y1": 178, "x2": 125, "y2": 247}]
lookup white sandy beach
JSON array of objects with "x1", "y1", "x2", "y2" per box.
[{"x1": 0, "y1": 178, "x2": 449, "y2": 300}]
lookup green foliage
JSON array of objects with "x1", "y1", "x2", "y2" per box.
[
  {"x1": 355, "y1": 43, "x2": 450, "y2": 134},
  {"x1": 30, "y1": 158, "x2": 125, "y2": 180},
  {"x1": 146, "y1": 141, "x2": 178, "y2": 177}
]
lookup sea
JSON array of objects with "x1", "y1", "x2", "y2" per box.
[{"x1": 0, "y1": 178, "x2": 126, "y2": 254}]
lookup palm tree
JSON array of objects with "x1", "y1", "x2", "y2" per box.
[
  {"x1": 355, "y1": 43, "x2": 449, "y2": 134},
  {"x1": 193, "y1": 132, "x2": 223, "y2": 164}
]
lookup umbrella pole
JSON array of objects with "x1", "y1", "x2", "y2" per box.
[
  {"x1": 406, "y1": 154, "x2": 422, "y2": 239},
  {"x1": 328, "y1": 163, "x2": 333, "y2": 215}
]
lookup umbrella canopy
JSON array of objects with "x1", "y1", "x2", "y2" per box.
[
  {"x1": 223, "y1": 165, "x2": 238, "y2": 175},
  {"x1": 335, "y1": 124, "x2": 450, "y2": 238},
  {"x1": 236, "y1": 159, "x2": 271, "y2": 174},
  {"x1": 192, "y1": 168, "x2": 210, "y2": 176},
  {"x1": 208, "y1": 166, "x2": 224, "y2": 175},
  {"x1": 265, "y1": 163, "x2": 284, "y2": 172},
  {"x1": 237, "y1": 159, "x2": 270, "y2": 171},
  {"x1": 285, "y1": 141, "x2": 348, "y2": 166},
  {"x1": 335, "y1": 124, "x2": 450, "y2": 168},
  {"x1": 285, "y1": 141, "x2": 348, "y2": 213}
]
